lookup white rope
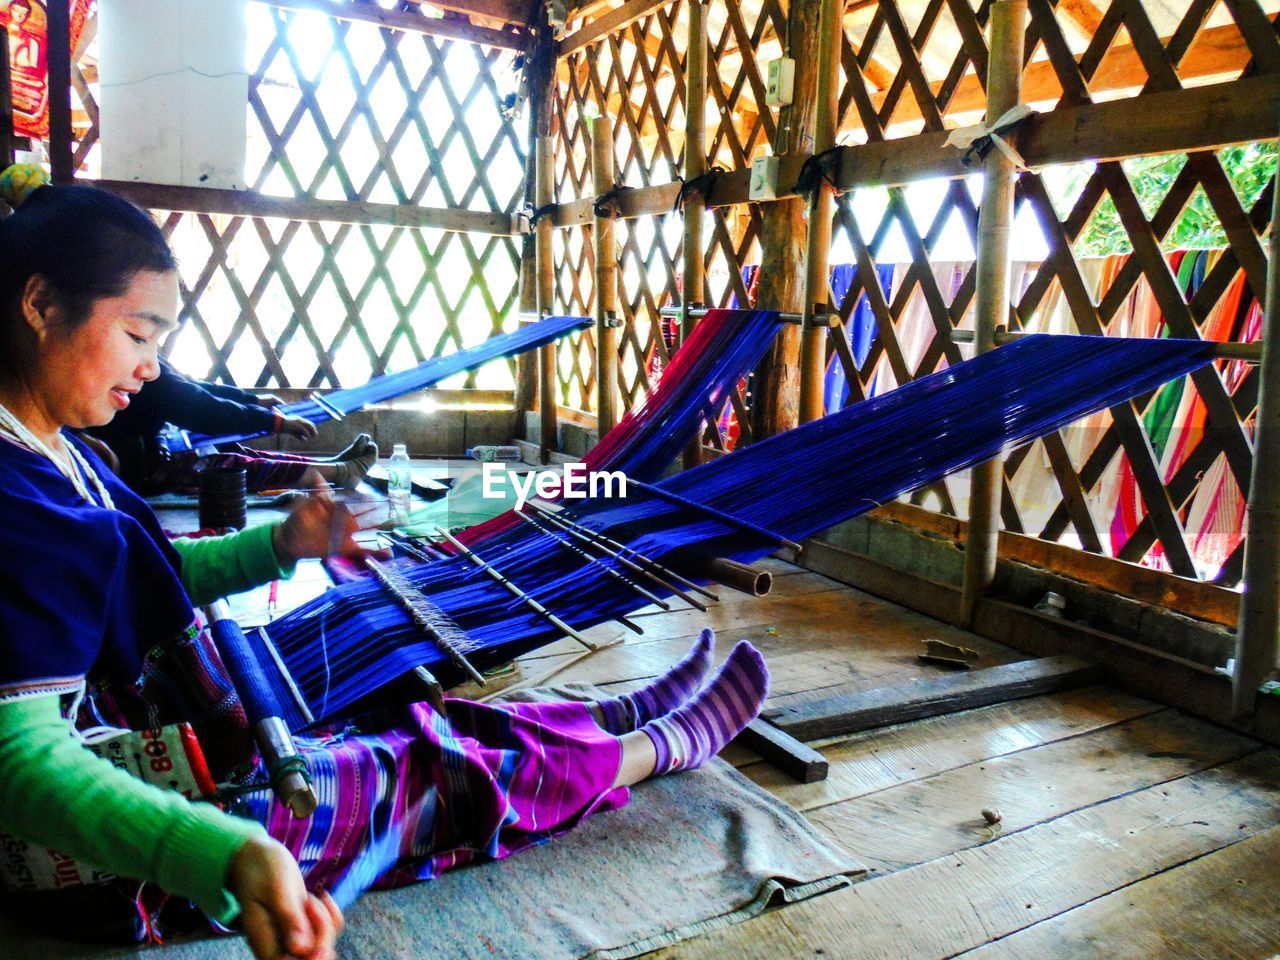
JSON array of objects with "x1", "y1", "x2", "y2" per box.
[{"x1": 0, "y1": 400, "x2": 115, "y2": 509}]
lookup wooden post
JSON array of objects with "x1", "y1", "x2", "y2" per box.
[
  {"x1": 797, "y1": 0, "x2": 844, "y2": 424},
  {"x1": 681, "y1": 0, "x2": 708, "y2": 468},
  {"x1": 1233, "y1": 166, "x2": 1280, "y2": 718},
  {"x1": 514, "y1": 148, "x2": 539, "y2": 438},
  {"x1": 591, "y1": 116, "x2": 618, "y2": 438},
  {"x1": 0, "y1": 29, "x2": 13, "y2": 169},
  {"x1": 536, "y1": 133, "x2": 558, "y2": 463},
  {"x1": 47, "y1": 0, "x2": 73, "y2": 182},
  {"x1": 750, "y1": 0, "x2": 823, "y2": 441},
  {"x1": 958, "y1": 0, "x2": 1027, "y2": 627}
]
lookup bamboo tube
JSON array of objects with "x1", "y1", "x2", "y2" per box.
[
  {"x1": 681, "y1": 0, "x2": 709, "y2": 470},
  {"x1": 958, "y1": 0, "x2": 1027, "y2": 628},
  {"x1": 700, "y1": 557, "x2": 773, "y2": 597},
  {"x1": 47, "y1": 0, "x2": 73, "y2": 183},
  {"x1": 797, "y1": 0, "x2": 844, "y2": 424},
  {"x1": 536, "y1": 134, "x2": 558, "y2": 463},
  {"x1": 1232, "y1": 162, "x2": 1280, "y2": 718},
  {"x1": 591, "y1": 116, "x2": 619, "y2": 437}
]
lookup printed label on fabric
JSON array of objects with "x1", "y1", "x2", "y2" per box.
[{"x1": 0, "y1": 723, "x2": 216, "y2": 893}]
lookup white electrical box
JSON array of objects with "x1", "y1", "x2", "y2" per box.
[
  {"x1": 766, "y1": 57, "x2": 795, "y2": 107},
  {"x1": 749, "y1": 156, "x2": 780, "y2": 201}
]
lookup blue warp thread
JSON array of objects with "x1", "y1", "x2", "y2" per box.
[
  {"x1": 259, "y1": 335, "x2": 1218, "y2": 727},
  {"x1": 172, "y1": 314, "x2": 594, "y2": 450}
]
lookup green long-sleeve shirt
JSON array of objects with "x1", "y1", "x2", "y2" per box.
[{"x1": 0, "y1": 521, "x2": 296, "y2": 922}]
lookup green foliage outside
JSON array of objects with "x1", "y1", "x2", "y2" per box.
[{"x1": 1052, "y1": 141, "x2": 1278, "y2": 257}]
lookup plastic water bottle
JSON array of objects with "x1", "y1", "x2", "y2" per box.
[
  {"x1": 388, "y1": 443, "x2": 412, "y2": 526},
  {"x1": 467, "y1": 444, "x2": 522, "y2": 463}
]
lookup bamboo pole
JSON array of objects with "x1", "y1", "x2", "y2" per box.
[
  {"x1": 958, "y1": 0, "x2": 1027, "y2": 628},
  {"x1": 681, "y1": 0, "x2": 708, "y2": 468},
  {"x1": 950, "y1": 328, "x2": 1265, "y2": 361},
  {"x1": 591, "y1": 116, "x2": 618, "y2": 437},
  {"x1": 536, "y1": 132, "x2": 558, "y2": 464},
  {"x1": 797, "y1": 0, "x2": 844, "y2": 424},
  {"x1": 1232, "y1": 163, "x2": 1280, "y2": 718},
  {"x1": 47, "y1": 0, "x2": 73, "y2": 183},
  {"x1": 750, "y1": 0, "x2": 823, "y2": 441},
  {"x1": 517, "y1": 17, "x2": 554, "y2": 438}
]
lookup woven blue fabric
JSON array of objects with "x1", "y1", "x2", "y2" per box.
[
  {"x1": 172, "y1": 315, "x2": 593, "y2": 450},
  {"x1": 261, "y1": 335, "x2": 1217, "y2": 726}
]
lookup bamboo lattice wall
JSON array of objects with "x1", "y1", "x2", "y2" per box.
[
  {"x1": 548, "y1": 0, "x2": 1279, "y2": 583},
  {"x1": 55, "y1": 0, "x2": 1279, "y2": 584},
  {"x1": 71, "y1": 1, "x2": 527, "y2": 392}
]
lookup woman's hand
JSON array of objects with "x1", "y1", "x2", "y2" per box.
[
  {"x1": 276, "y1": 414, "x2": 319, "y2": 442},
  {"x1": 273, "y1": 487, "x2": 389, "y2": 565},
  {"x1": 228, "y1": 836, "x2": 344, "y2": 960}
]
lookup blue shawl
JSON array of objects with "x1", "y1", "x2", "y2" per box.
[{"x1": 0, "y1": 434, "x2": 194, "y2": 698}]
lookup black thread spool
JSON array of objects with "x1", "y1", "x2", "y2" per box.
[{"x1": 198, "y1": 465, "x2": 247, "y2": 530}]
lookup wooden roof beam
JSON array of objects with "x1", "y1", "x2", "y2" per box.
[
  {"x1": 558, "y1": 0, "x2": 673, "y2": 57},
  {"x1": 258, "y1": 0, "x2": 528, "y2": 49},
  {"x1": 404, "y1": 0, "x2": 537, "y2": 27},
  {"x1": 550, "y1": 75, "x2": 1280, "y2": 224},
  {"x1": 878, "y1": 22, "x2": 1256, "y2": 124}
]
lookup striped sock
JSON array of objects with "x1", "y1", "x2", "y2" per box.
[
  {"x1": 594, "y1": 629, "x2": 715, "y2": 734},
  {"x1": 642, "y1": 641, "x2": 770, "y2": 775}
]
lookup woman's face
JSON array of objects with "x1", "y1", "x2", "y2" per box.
[{"x1": 34, "y1": 269, "x2": 179, "y2": 429}]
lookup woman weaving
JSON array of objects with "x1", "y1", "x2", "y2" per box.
[{"x1": 0, "y1": 168, "x2": 771, "y2": 958}]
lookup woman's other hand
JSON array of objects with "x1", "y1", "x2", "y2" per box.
[
  {"x1": 228, "y1": 836, "x2": 344, "y2": 960},
  {"x1": 254, "y1": 394, "x2": 285, "y2": 408},
  {"x1": 276, "y1": 414, "x2": 319, "y2": 442},
  {"x1": 273, "y1": 485, "x2": 389, "y2": 564}
]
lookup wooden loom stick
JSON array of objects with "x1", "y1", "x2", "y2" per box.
[
  {"x1": 435, "y1": 527, "x2": 600, "y2": 652},
  {"x1": 517, "y1": 509, "x2": 670, "y2": 611},
  {"x1": 624, "y1": 477, "x2": 805, "y2": 554},
  {"x1": 526, "y1": 502, "x2": 716, "y2": 610}
]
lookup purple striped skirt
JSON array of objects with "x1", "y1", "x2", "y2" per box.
[{"x1": 241, "y1": 699, "x2": 629, "y2": 893}]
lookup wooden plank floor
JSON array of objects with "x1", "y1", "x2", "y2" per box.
[
  {"x1": 184, "y1": 495, "x2": 1279, "y2": 959},
  {"x1": 515, "y1": 557, "x2": 1280, "y2": 960}
]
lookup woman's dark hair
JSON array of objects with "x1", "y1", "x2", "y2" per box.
[{"x1": 0, "y1": 183, "x2": 177, "y2": 338}]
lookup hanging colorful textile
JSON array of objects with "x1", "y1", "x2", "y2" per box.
[
  {"x1": 249, "y1": 335, "x2": 1217, "y2": 729},
  {"x1": 824, "y1": 263, "x2": 895, "y2": 413},
  {"x1": 1106, "y1": 249, "x2": 1259, "y2": 575},
  {"x1": 169, "y1": 314, "x2": 593, "y2": 450}
]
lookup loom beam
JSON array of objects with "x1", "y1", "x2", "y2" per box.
[{"x1": 204, "y1": 601, "x2": 317, "y2": 818}]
